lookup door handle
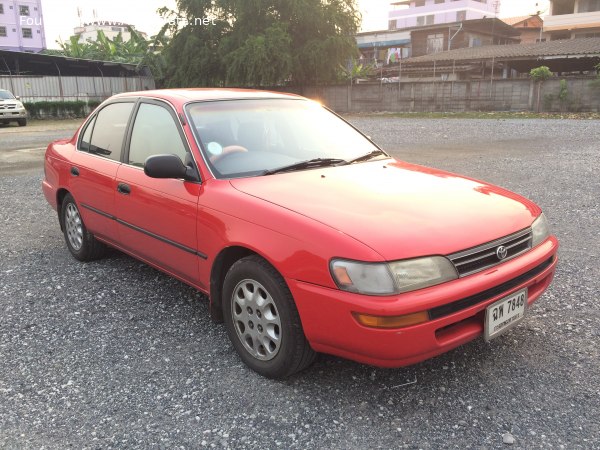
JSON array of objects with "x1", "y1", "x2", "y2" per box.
[
  {"x1": 117, "y1": 183, "x2": 131, "y2": 195},
  {"x1": 70, "y1": 167, "x2": 79, "y2": 177}
]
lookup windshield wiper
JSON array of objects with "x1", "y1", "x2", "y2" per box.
[
  {"x1": 348, "y1": 149, "x2": 388, "y2": 164},
  {"x1": 263, "y1": 158, "x2": 347, "y2": 176}
]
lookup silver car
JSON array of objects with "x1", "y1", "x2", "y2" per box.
[{"x1": 0, "y1": 89, "x2": 28, "y2": 127}]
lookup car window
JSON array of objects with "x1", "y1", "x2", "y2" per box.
[
  {"x1": 0, "y1": 90, "x2": 16, "y2": 100},
  {"x1": 88, "y1": 102, "x2": 134, "y2": 162},
  {"x1": 79, "y1": 115, "x2": 97, "y2": 152},
  {"x1": 128, "y1": 103, "x2": 188, "y2": 167},
  {"x1": 187, "y1": 99, "x2": 379, "y2": 179}
]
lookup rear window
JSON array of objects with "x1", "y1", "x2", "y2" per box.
[{"x1": 83, "y1": 102, "x2": 134, "y2": 162}]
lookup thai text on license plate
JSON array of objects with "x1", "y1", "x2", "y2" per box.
[{"x1": 484, "y1": 288, "x2": 527, "y2": 341}]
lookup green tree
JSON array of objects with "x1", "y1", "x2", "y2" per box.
[
  {"x1": 529, "y1": 66, "x2": 552, "y2": 82},
  {"x1": 161, "y1": 0, "x2": 360, "y2": 87},
  {"x1": 339, "y1": 59, "x2": 376, "y2": 82},
  {"x1": 530, "y1": 66, "x2": 553, "y2": 112},
  {"x1": 51, "y1": 28, "x2": 169, "y2": 85}
]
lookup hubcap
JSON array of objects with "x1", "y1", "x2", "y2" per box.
[
  {"x1": 231, "y1": 279, "x2": 281, "y2": 361},
  {"x1": 65, "y1": 203, "x2": 84, "y2": 251}
]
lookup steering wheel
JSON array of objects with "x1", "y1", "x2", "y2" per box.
[{"x1": 210, "y1": 145, "x2": 249, "y2": 163}]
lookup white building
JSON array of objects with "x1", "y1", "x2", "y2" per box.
[
  {"x1": 74, "y1": 21, "x2": 148, "y2": 43},
  {"x1": 544, "y1": 0, "x2": 600, "y2": 39},
  {"x1": 388, "y1": 0, "x2": 499, "y2": 31}
]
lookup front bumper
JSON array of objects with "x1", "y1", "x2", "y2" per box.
[
  {"x1": 289, "y1": 236, "x2": 558, "y2": 368},
  {"x1": 0, "y1": 108, "x2": 27, "y2": 120}
]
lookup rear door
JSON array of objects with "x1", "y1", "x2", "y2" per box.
[
  {"x1": 69, "y1": 101, "x2": 135, "y2": 242},
  {"x1": 114, "y1": 99, "x2": 203, "y2": 286}
]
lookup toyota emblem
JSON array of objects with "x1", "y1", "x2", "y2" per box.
[{"x1": 496, "y1": 245, "x2": 508, "y2": 260}]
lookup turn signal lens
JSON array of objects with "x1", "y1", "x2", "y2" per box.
[{"x1": 353, "y1": 311, "x2": 429, "y2": 329}]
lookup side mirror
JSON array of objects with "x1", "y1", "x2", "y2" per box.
[
  {"x1": 144, "y1": 154, "x2": 188, "y2": 180},
  {"x1": 15, "y1": 96, "x2": 20, "y2": 100}
]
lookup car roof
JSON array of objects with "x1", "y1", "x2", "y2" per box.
[{"x1": 112, "y1": 88, "x2": 306, "y2": 103}]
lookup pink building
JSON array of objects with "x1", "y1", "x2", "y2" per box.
[
  {"x1": 0, "y1": 0, "x2": 46, "y2": 52},
  {"x1": 389, "y1": 0, "x2": 499, "y2": 30}
]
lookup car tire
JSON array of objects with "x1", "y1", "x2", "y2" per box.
[
  {"x1": 222, "y1": 255, "x2": 316, "y2": 379},
  {"x1": 61, "y1": 194, "x2": 106, "y2": 261},
  {"x1": 17, "y1": 118, "x2": 27, "y2": 127}
]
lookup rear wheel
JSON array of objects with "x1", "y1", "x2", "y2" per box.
[
  {"x1": 222, "y1": 255, "x2": 316, "y2": 378},
  {"x1": 61, "y1": 194, "x2": 106, "y2": 261}
]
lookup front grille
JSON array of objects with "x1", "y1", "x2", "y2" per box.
[
  {"x1": 448, "y1": 228, "x2": 532, "y2": 277},
  {"x1": 429, "y1": 256, "x2": 554, "y2": 320},
  {"x1": 0, "y1": 105, "x2": 16, "y2": 110}
]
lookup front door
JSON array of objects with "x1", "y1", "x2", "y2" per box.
[{"x1": 114, "y1": 101, "x2": 202, "y2": 285}]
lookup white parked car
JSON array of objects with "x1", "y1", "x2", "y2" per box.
[{"x1": 0, "y1": 89, "x2": 28, "y2": 127}]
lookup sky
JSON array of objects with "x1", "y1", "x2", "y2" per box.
[{"x1": 41, "y1": 0, "x2": 551, "y2": 49}]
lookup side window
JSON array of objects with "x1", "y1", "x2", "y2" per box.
[
  {"x1": 128, "y1": 103, "x2": 188, "y2": 167},
  {"x1": 88, "y1": 102, "x2": 134, "y2": 162},
  {"x1": 79, "y1": 115, "x2": 97, "y2": 152}
]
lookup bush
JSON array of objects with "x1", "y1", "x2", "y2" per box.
[{"x1": 23, "y1": 100, "x2": 101, "y2": 119}]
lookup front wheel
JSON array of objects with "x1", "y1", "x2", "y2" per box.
[
  {"x1": 17, "y1": 118, "x2": 27, "y2": 127},
  {"x1": 61, "y1": 194, "x2": 106, "y2": 261},
  {"x1": 222, "y1": 256, "x2": 316, "y2": 378}
]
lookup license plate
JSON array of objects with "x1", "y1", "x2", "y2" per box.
[{"x1": 484, "y1": 288, "x2": 528, "y2": 341}]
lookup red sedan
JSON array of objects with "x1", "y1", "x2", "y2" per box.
[{"x1": 42, "y1": 89, "x2": 558, "y2": 378}]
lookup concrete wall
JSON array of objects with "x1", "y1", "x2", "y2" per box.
[{"x1": 283, "y1": 78, "x2": 600, "y2": 113}]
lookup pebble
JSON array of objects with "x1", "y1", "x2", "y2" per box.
[{"x1": 503, "y1": 433, "x2": 516, "y2": 445}]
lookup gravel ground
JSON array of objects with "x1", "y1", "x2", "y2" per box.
[{"x1": 0, "y1": 117, "x2": 599, "y2": 449}]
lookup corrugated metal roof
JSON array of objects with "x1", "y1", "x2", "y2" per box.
[{"x1": 401, "y1": 38, "x2": 600, "y2": 64}]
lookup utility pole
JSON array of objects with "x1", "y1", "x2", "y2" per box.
[{"x1": 489, "y1": 1, "x2": 501, "y2": 99}]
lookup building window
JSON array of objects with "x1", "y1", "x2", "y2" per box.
[
  {"x1": 0, "y1": 4, "x2": 4, "y2": 14},
  {"x1": 469, "y1": 36, "x2": 482, "y2": 47},
  {"x1": 19, "y1": 5, "x2": 29, "y2": 16},
  {"x1": 457, "y1": 10, "x2": 467, "y2": 21},
  {"x1": 111, "y1": 27, "x2": 122, "y2": 32},
  {"x1": 415, "y1": 0, "x2": 426, "y2": 6},
  {"x1": 22, "y1": 27, "x2": 32, "y2": 38},
  {"x1": 427, "y1": 33, "x2": 444, "y2": 54},
  {"x1": 388, "y1": 19, "x2": 397, "y2": 30},
  {"x1": 417, "y1": 16, "x2": 425, "y2": 26},
  {"x1": 426, "y1": 14, "x2": 435, "y2": 25},
  {"x1": 0, "y1": 26, "x2": 6, "y2": 37},
  {"x1": 578, "y1": 0, "x2": 600, "y2": 12},
  {"x1": 435, "y1": 0, "x2": 445, "y2": 3}
]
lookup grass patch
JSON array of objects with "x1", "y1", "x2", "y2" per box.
[{"x1": 347, "y1": 111, "x2": 600, "y2": 120}]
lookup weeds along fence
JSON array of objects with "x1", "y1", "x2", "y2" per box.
[
  {"x1": 0, "y1": 75, "x2": 155, "y2": 118},
  {"x1": 281, "y1": 78, "x2": 600, "y2": 113}
]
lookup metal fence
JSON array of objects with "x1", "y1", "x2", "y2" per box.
[{"x1": 0, "y1": 75, "x2": 155, "y2": 103}]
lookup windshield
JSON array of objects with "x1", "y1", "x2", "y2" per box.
[
  {"x1": 186, "y1": 99, "x2": 382, "y2": 179},
  {"x1": 0, "y1": 91, "x2": 16, "y2": 100}
]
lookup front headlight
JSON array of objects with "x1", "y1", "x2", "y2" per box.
[
  {"x1": 331, "y1": 256, "x2": 458, "y2": 296},
  {"x1": 531, "y1": 213, "x2": 550, "y2": 248}
]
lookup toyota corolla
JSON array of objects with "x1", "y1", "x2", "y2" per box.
[{"x1": 42, "y1": 89, "x2": 558, "y2": 378}]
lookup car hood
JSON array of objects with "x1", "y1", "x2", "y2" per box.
[{"x1": 229, "y1": 160, "x2": 540, "y2": 260}]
